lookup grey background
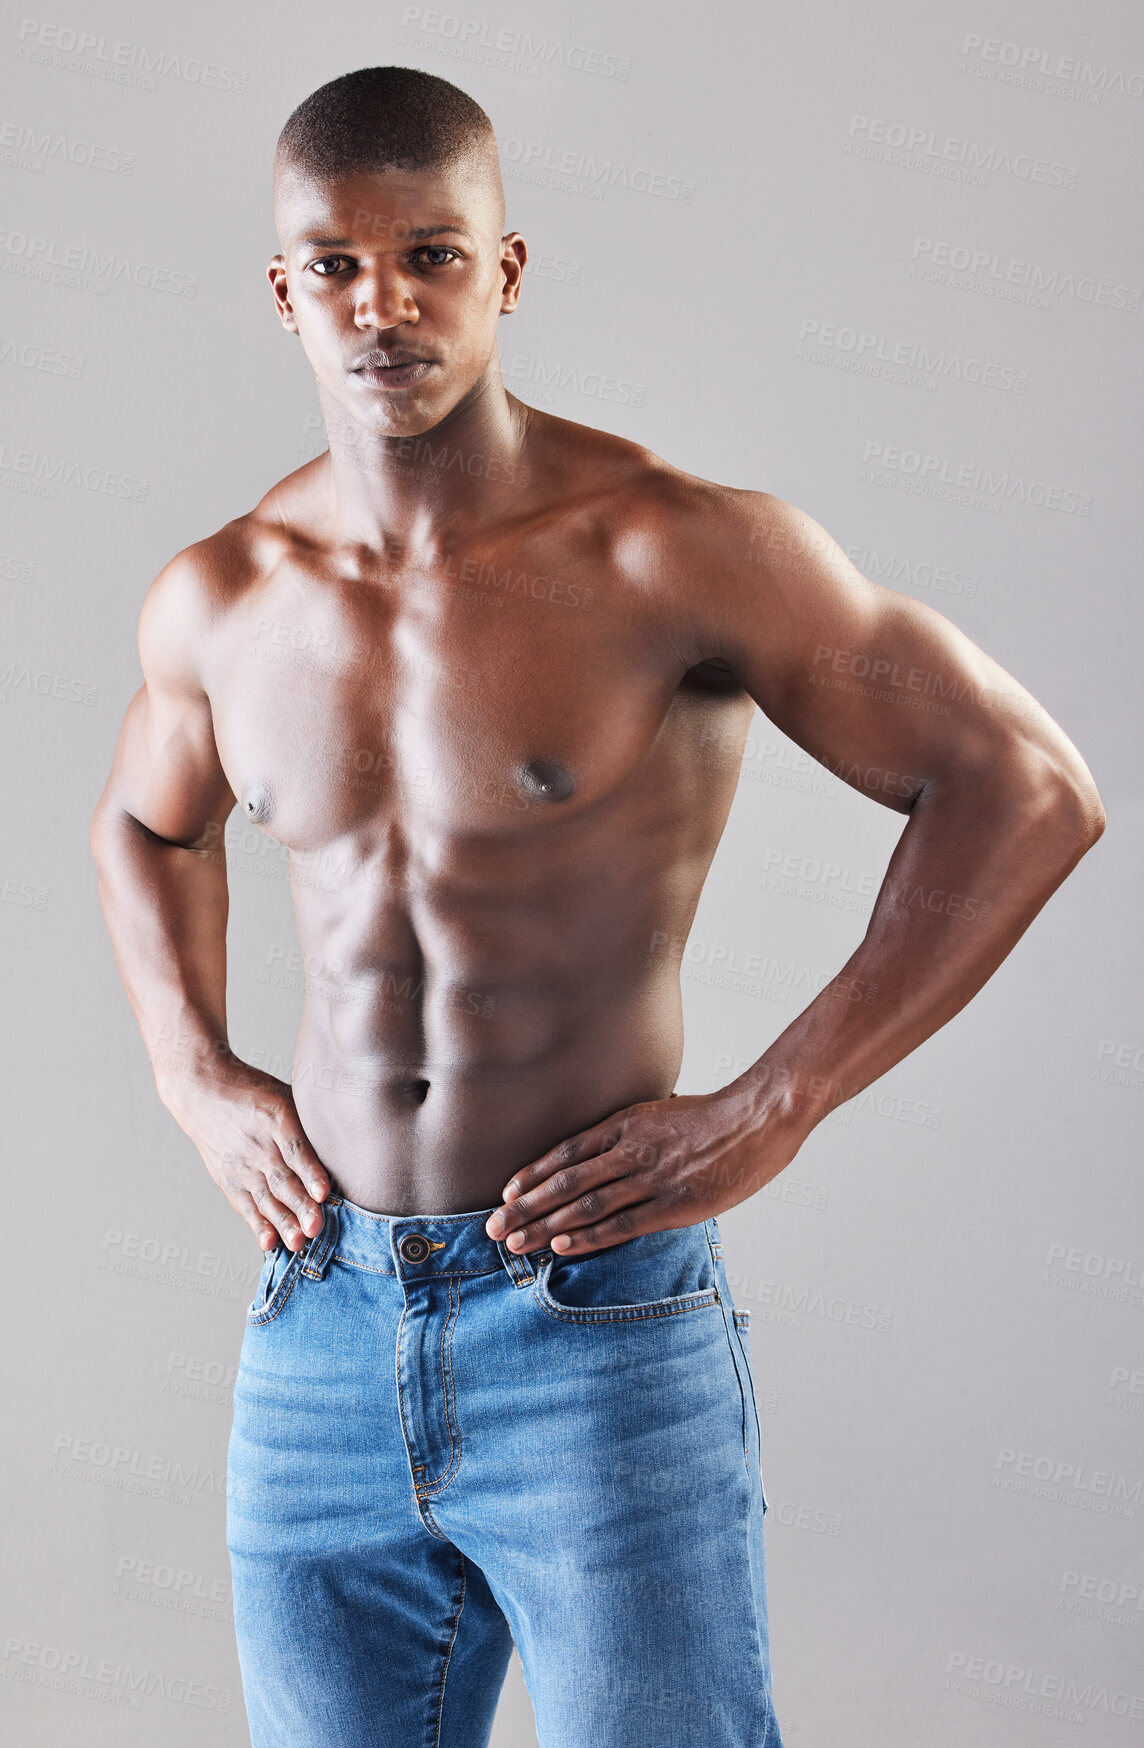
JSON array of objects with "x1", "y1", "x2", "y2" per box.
[{"x1": 2, "y1": 1, "x2": 1140, "y2": 1742}]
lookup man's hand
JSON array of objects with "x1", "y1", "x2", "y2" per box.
[
  {"x1": 158, "y1": 1050, "x2": 330, "y2": 1253},
  {"x1": 483, "y1": 1091, "x2": 797, "y2": 1256}
]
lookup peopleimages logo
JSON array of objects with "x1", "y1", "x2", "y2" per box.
[
  {"x1": 910, "y1": 239, "x2": 1140, "y2": 313},
  {"x1": 797, "y1": 318, "x2": 1027, "y2": 393},
  {"x1": 958, "y1": 34, "x2": 1143, "y2": 101},
  {"x1": 846, "y1": 116, "x2": 1077, "y2": 189},
  {"x1": 0, "y1": 228, "x2": 197, "y2": 297},
  {"x1": 494, "y1": 133, "x2": 694, "y2": 201},
  {"x1": 14, "y1": 20, "x2": 248, "y2": 93},
  {"x1": 399, "y1": 9, "x2": 631, "y2": 79},
  {"x1": 860, "y1": 442, "x2": 1091, "y2": 516},
  {"x1": 0, "y1": 119, "x2": 134, "y2": 173},
  {"x1": 2, "y1": 1635, "x2": 232, "y2": 1711},
  {"x1": 943, "y1": 1651, "x2": 1144, "y2": 1723}
]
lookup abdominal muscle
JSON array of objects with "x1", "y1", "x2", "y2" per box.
[
  {"x1": 272, "y1": 678, "x2": 753, "y2": 1215},
  {"x1": 287, "y1": 967, "x2": 686, "y2": 1215}
]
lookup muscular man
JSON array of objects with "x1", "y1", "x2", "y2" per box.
[{"x1": 90, "y1": 65, "x2": 1105, "y2": 1748}]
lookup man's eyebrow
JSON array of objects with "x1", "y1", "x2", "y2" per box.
[{"x1": 296, "y1": 225, "x2": 472, "y2": 249}]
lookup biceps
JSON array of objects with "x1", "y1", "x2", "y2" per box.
[
  {"x1": 104, "y1": 683, "x2": 235, "y2": 846},
  {"x1": 738, "y1": 586, "x2": 1042, "y2": 810}
]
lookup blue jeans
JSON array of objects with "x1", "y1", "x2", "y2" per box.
[{"x1": 226, "y1": 1195, "x2": 783, "y2": 1747}]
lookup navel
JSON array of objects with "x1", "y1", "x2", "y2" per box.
[
  {"x1": 241, "y1": 780, "x2": 274, "y2": 825},
  {"x1": 516, "y1": 757, "x2": 575, "y2": 803}
]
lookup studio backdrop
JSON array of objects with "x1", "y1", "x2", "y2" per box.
[{"x1": 2, "y1": 1, "x2": 1139, "y2": 1743}]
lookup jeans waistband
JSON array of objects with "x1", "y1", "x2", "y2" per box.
[{"x1": 312, "y1": 1195, "x2": 538, "y2": 1286}]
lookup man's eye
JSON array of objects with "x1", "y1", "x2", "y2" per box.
[
  {"x1": 309, "y1": 256, "x2": 348, "y2": 276},
  {"x1": 416, "y1": 247, "x2": 460, "y2": 267}
]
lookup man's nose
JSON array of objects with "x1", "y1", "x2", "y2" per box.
[{"x1": 354, "y1": 267, "x2": 418, "y2": 329}]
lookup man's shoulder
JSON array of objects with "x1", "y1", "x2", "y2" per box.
[
  {"x1": 145, "y1": 455, "x2": 326, "y2": 620},
  {"x1": 548, "y1": 420, "x2": 797, "y2": 583}
]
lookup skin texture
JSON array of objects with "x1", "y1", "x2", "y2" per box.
[{"x1": 90, "y1": 151, "x2": 1106, "y2": 1262}]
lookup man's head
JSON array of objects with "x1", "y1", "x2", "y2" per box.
[{"x1": 269, "y1": 66, "x2": 524, "y2": 438}]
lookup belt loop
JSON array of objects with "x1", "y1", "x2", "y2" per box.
[
  {"x1": 300, "y1": 1199, "x2": 341, "y2": 1280},
  {"x1": 496, "y1": 1237, "x2": 537, "y2": 1286}
]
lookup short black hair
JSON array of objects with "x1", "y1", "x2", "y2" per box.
[{"x1": 276, "y1": 65, "x2": 498, "y2": 187}]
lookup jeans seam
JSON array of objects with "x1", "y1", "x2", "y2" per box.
[
  {"x1": 705, "y1": 1228, "x2": 753, "y2": 1474},
  {"x1": 431, "y1": 1548, "x2": 467, "y2": 1748}
]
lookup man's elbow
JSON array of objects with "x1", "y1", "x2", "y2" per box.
[
  {"x1": 89, "y1": 795, "x2": 138, "y2": 866},
  {"x1": 89, "y1": 796, "x2": 114, "y2": 864},
  {"x1": 1037, "y1": 762, "x2": 1106, "y2": 860}
]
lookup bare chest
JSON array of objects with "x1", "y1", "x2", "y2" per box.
[{"x1": 205, "y1": 546, "x2": 716, "y2": 856}]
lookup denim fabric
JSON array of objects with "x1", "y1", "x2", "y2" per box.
[{"x1": 226, "y1": 1195, "x2": 783, "y2": 1747}]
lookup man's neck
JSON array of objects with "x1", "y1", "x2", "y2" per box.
[{"x1": 317, "y1": 368, "x2": 532, "y2": 563}]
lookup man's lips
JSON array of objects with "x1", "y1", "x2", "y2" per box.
[{"x1": 350, "y1": 354, "x2": 434, "y2": 388}]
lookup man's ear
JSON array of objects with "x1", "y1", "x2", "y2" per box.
[
  {"x1": 267, "y1": 256, "x2": 298, "y2": 332},
  {"x1": 499, "y1": 233, "x2": 527, "y2": 314}
]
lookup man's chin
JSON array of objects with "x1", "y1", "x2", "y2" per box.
[{"x1": 321, "y1": 390, "x2": 460, "y2": 447}]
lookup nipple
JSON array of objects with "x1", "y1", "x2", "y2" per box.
[
  {"x1": 241, "y1": 781, "x2": 273, "y2": 825},
  {"x1": 517, "y1": 758, "x2": 575, "y2": 803}
]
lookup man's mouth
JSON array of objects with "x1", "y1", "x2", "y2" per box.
[{"x1": 350, "y1": 352, "x2": 434, "y2": 389}]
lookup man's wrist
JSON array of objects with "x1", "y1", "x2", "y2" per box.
[
  {"x1": 720, "y1": 1054, "x2": 848, "y2": 1149},
  {"x1": 151, "y1": 1027, "x2": 235, "y2": 1101}
]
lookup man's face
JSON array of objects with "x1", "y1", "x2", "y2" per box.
[{"x1": 269, "y1": 157, "x2": 524, "y2": 437}]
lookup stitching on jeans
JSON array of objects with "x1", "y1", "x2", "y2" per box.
[
  {"x1": 432, "y1": 1551, "x2": 468, "y2": 1748},
  {"x1": 734, "y1": 1317, "x2": 763, "y2": 1467},
  {"x1": 419, "y1": 1497, "x2": 450, "y2": 1540},
  {"x1": 422, "y1": 1278, "x2": 463, "y2": 1494},
  {"x1": 411, "y1": 1266, "x2": 498, "y2": 1276},
  {"x1": 395, "y1": 1300, "x2": 444, "y2": 1538},
  {"x1": 331, "y1": 1253, "x2": 395, "y2": 1275},
  {"x1": 245, "y1": 1254, "x2": 303, "y2": 1326},
  {"x1": 502, "y1": 1244, "x2": 535, "y2": 1285},
  {"x1": 532, "y1": 1256, "x2": 720, "y2": 1324},
  {"x1": 396, "y1": 1288, "x2": 464, "y2": 1517},
  {"x1": 418, "y1": 1279, "x2": 460, "y2": 1490},
  {"x1": 533, "y1": 1290, "x2": 720, "y2": 1324},
  {"x1": 706, "y1": 1231, "x2": 753, "y2": 1472},
  {"x1": 334, "y1": 1252, "x2": 499, "y2": 1277},
  {"x1": 300, "y1": 1207, "x2": 338, "y2": 1279}
]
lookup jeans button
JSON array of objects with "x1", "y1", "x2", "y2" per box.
[{"x1": 399, "y1": 1233, "x2": 430, "y2": 1264}]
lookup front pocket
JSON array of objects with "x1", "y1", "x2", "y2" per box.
[
  {"x1": 532, "y1": 1223, "x2": 720, "y2": 1324},
  {"x1": 246, "y1": 1243, "x2": 302, "y2": 1326}
]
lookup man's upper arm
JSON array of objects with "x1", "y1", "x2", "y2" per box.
[
  {"x1": 694, "y1": 491, "x2": 1081, "y2": 813},
  {"x1": 94, "y1": 548, "x2": 236, "y2": 846}
]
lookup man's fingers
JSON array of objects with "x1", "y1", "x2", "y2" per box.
[
  {"x1": 495, "y1": 1130, "x2": 623, "y2": 1218},
  {"x1": 488, "y1": 1153, "x2": 622, "y2": 1238},
  {"x1": 266, "y1": 1152, "x2": 325, "y2": 1237},
  {"x1": 496, "y1": 1176, "x2": 649, "y2": 1254},
  {"x1": 501, "y1": 1126, "x2": 622, "y2": 1199},
  {"x1": 548, "y1": 1205, "x2": 653, "y2": 1255},
  {"x1": 276, "y1": 1125, "x2": 330, "y2": 1200},
  {"x1": 249, "y1": 1178, "x2": 309, "y2": 1251},
  {"x1": 228, "y1": 1186, "x2": 280, "y2": 1251}
]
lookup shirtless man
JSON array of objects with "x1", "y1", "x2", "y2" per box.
[{"x1": 89, "y1": 64, "x2": 1105, "y2": 1748}]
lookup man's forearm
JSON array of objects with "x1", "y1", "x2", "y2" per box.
[
  {"x1": 728, "y1": 760, "x2": 1104, "y2": 1144},
  {"x1": 90, "y1": 807, "x2": 232, "y2": 1094}
]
